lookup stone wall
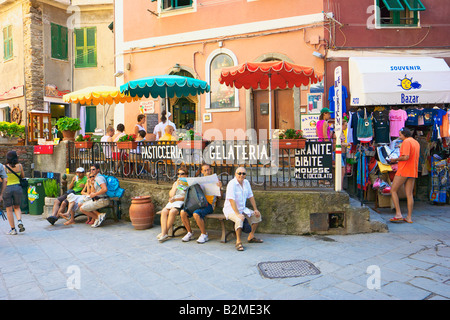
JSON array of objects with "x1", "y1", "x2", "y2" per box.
[
  {"x1": 0, "y1": 146, "x2": 34, "y2": 177},
  {"x1": 23, "y1": 0, "x2": 44, "y2": 112},
  {"x1": 116, "y1": 179, "x2": 386, "y2": 236}
]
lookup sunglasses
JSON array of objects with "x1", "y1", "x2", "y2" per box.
[
  {"x1": 178, "y1": 172, "x2": 186, "y2": 176},
  {"x1": 90, "y1": 168, "x2": 97, "y2": 171},
  {"x1": 237, "y1": 172, "x2": 246, "y2": 176}
]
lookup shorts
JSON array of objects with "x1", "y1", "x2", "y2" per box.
[
  {"x1": 184, "y1": 203, "x2": 213, "y2": 219},
  {"x1": 164, "y1": 201, "x2": 184, "y2": 210},
  {"x1": 4, "y1": 184, "x2": 22, "y2": 208},
  {"x1": 227, "y1": 209, "x2": 262, "y2": 231},
  {"x1": 57, "y1": 190, "x2": 76, "y2": 204},
  {"x1": 80, "y1": 197, "x2": 110, "y2": 212}
]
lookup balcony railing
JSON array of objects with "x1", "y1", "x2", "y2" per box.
[{"x1": 68, "y1": 140, "x2": 334, "y2": 190}]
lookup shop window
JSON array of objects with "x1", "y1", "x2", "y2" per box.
[
  {"x1": 160, "y1": 0, "x2": 192, "y2": 10},
  {"x1": 51, "y1": 23, "x2": 68, "y2": 61},
  {"x1": 209, "y1": 53, "x2": 235, "y2": 109},
  {"x1": 74, "y1": 27, "x2": 97, "y2": 68},
  {"x1": 3, "y1": 25, "x2": 13, "y2": 61},
  {"x1": 377, "y1": 0, "x2": 425, "y2": 27}
]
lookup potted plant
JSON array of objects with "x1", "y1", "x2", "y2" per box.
[
  {"x1": 56, "y1": 117, "x2": 81, "y2": 141},
  {"x1": 117, "y1": 133, "x2": 137, "y2": 149},
  {"x1": 177, "y1": 129, "x2": 206, "y2": 149},
  {"x1": 74, "y1": 134, "x2": 93, "y2": 149},
  {"x1": 0, "y1": 121, "x2": 25, "y2": 145},
  {"x1": 273, "y1": 128, "x2": 306, "y2": 149}
]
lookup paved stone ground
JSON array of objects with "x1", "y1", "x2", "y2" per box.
[{"x1": 0, "y1": 200, "x2": 449, "y2": 300}]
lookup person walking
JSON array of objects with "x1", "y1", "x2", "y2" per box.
[
  {"x1": 3, "y1": 151, "x2": 25, "y2": 235},
  {"x1": 388, "y1": 127, "x2": 420, "y2": 224}
]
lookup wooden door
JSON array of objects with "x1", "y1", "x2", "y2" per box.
[{"x1": 274, "y1": 89, "x2": 294, "y2": 131}]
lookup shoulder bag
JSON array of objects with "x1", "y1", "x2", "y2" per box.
[{"x1": 5, "y1": 164, "x2": 28, "y2": 189}]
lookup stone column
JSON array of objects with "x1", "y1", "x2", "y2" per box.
[{"x1": 22, "y1": 0, "x2": 44, "y2": 112}]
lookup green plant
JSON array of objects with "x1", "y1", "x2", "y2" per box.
[
  {"x1": 43, "y1": 179, "x2": 60, "y2": 198},
  {"x1": 75, "y1": 134, "x2": 92, "y2": 142},
  {"x1": 178, "y1": 129, "x2": 202, "y2": 141},
  {"x1": 284, "y1": 129, "x2": 304, "y2": 139},
  {"x1": 118, "y1": 134, "x2": 136, "y2": 142},
  {"x1": 56, "y1": 117, "x2": 81, "y2": 132},
  {"x1": 0, "y1": 121, "x2": 25, "y2": 138}
]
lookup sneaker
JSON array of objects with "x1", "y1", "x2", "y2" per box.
[
  {"x1": 197, "y1": 233, "x2": 209, "y2": 244},
  {"x1": 18, "y1": 221, "x2": 25, "y2": 233},
  {"x1": 7, "y1": 228, "x2": 17, "y2": 235},
  {"x1": 158, "y1": 234, "x2": 169, "y2": 243},
  {"x1": 91, "y1": 219, "x2": 100, "y2": 228},
  {"x1": 182, "y1": 232, "x2": 194, "y2": 242},
  {"x1": 97, "y1": 213, "x2": 106, "y2": 226}
]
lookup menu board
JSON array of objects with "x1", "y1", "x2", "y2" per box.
[{"x1": 146, "y1": 113, "x2": 159, "y2": 134}]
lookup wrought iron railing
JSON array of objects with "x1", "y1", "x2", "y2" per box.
[{"x1": 68, "y1": 140, "x2": 334, "y2": 190}]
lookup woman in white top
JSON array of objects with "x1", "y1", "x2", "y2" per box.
[
  {"x1": 223, "y1": 167, "x2": 263, "y2": 251},
  {"x1": 153, "y1": 110, "x2": 176, "y2": 140},
  {"x1": 134, "y1": 114, "x2": 146, "y2": 137},
  {"x1": 112, "y1": 123, "x2": 126, "y2": 142}
]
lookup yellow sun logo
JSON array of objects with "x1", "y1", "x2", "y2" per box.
[{"x1": 398, "y1": 75, "x2": 422, "y2": 90}]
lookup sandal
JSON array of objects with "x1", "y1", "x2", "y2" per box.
[
  {"x1": 248, "y1": 237, "x2": 264, "y2": 243},
  {"x1": 389, "y1": 217, "x2": 405, "y2": 223},
  {"x1": 235, "y1": 242, "x2": 244, "y2": 251}
]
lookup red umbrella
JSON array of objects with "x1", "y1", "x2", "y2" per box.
[{"x1": 219, "y1": 61, "x2": 323, "y2": 137}]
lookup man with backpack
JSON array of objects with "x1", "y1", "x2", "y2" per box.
[
  {"x1": 180, "y1": 164, "x2": 221, "y2": 244},
  {"x1": 79, "y1": 164, "x2": 110, "y2": 228}
]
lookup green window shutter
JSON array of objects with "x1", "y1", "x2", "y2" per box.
[
  {"x1": 60, "y1": 26, "x2": 68, "y2": 60},
  {"x1": 402, "y1": 0, "x2": 426, "y2": 11},
  {"x1": 85, "y1": 106, "x2": 97, "y2": 133},
  {"x1": 51, "y1": 23, "x2": 59, "y2": 59},
  {"x1": 3, "y1": 25, "x2": 13, "y2": 60},
  {"x1": 74, "y1": 27, "x2": 96, "y2": 68},
  {"x1": 86, "y1": 27, "x2": 97, "y2": 67},
  {"x1": 382, "y1": 0, "x2": 405, "y2": 11}
]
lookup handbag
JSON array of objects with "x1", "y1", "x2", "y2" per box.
[{"x1": 5, "y1": 164, "x2": 28, "y2": 189}]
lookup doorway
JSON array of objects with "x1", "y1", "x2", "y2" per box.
[
  {"x1": 171, "y1": 97, "x2": 196, "y2": 129},
  {"x1": 253, "y1": 88, "x2": 294, "y2": 140}
]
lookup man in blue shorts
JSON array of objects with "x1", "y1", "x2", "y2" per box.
[{"x1": 180, "y1": 164, "x2": 221, "y2": 244}]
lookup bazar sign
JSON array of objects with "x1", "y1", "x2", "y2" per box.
[{"x1": 294, "y1": 142, "x2": 332, "y2": 180}]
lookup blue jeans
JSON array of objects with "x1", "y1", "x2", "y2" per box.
[{"x1": 185, "y1": 203, "x2": 213, "y2": 219}]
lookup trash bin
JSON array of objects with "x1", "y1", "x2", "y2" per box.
[
  {"x1": 20, "y1": 179, "x2": 29, "y2": 214},
  {"x1": 27, "y1": 178, "x2": 47, "y2": 215}
]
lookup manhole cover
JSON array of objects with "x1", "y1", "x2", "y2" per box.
[{"x1": 257, "y1": 260, "x2": 321, "y2": 279}]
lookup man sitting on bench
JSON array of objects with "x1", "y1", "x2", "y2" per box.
[
  {"x1": 180, "y1": 163, "x2": 221, "y2": 244},
  {"x1": 79, "y1": 164, "x2": 110, "y2": 228}
]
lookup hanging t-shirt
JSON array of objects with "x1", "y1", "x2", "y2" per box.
[
  {"x1": 422, "y1": 108, "x2": 434, "y2": 126},
  {"x1": 389, "y1": 109, "x2": 407, "y2": 137},
  {"x1": 405, "y1": 108, "x2": 422, "y2": 126},
  {"x1": 439, "y1": 111, "x2": 449, "y2": 138},
  {"x1": 373, "y1": 117, "x2": 390, "y2": 144},
  {"x1": 328, "y1": 86, "x2": 348, "y2": 119},
  {"x1": 432, "y1": 108, "x2": 447, "y2": 126}
]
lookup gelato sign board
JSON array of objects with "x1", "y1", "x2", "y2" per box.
[{"x1": 295, "y1": 141, "x2": 333, "y2": 180}]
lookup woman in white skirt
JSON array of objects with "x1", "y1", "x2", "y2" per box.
[
  {"x1": 157, "y1": 166, "x2": 189, "y2": 242},
  {"x1": 61, "y1": 175, "x2": 95, "y2": 225}
]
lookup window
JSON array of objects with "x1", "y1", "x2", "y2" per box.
[
  {"x1": 74, "y1": 27, "x2": 97, "y2": 68},
  {"x1": 377, "y1": 0, "x2": 425, "y2": 27},
  {"x1": 3, "y1": 25, "x2": 13, "y2": 60},
  {"x1": 161, "y1": 0, "x2": 192, "y2": 10},
  {"x1": 51, "y1": 23, "x2": 68, "y2": 60},
  {"x1": 85, "y1": 106, "x2": 97, "y2": 133},
  {"x1": 210, "y1": 53, "x2": 235, "y2": 109}
]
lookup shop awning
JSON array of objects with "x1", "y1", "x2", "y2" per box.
[{"x1": 349, "y1": 57, "x2": 450, "y2": 106}]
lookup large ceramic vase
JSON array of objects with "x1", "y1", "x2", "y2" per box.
[{"x1": 129, "y1": 196, "x2": 155, "y2": 230}]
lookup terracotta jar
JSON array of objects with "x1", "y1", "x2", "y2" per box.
[{"x1": 129, "y1": 196, "x2": 155, "y2": 230}]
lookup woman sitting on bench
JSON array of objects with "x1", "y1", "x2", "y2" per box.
[{"x1": 157, "y1": 166, "x2": 189, "y2": 243}]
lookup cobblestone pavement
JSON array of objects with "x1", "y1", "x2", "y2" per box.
[{"x1": 0, "y1": 200, "x2": 449, "y2": 300}]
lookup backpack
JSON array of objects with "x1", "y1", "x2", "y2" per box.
[
  {"x1": 103, "y1": 175, "x2": 124, "y2": 198},
  {"x1": 183, "y1": 183, "x2": 208, "y2": 213}
]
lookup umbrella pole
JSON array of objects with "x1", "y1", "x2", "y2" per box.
[{"x1": 268, "y1": 73, "x2": 272, "y2": 141}]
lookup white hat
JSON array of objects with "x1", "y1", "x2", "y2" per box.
[{"x1": 76, "y1": 167, "x2": 85, "y2": 173}]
